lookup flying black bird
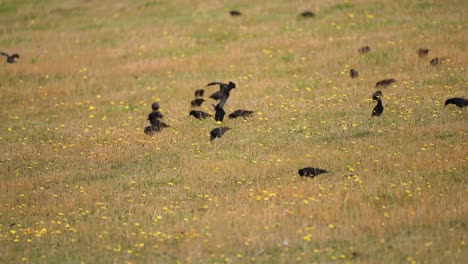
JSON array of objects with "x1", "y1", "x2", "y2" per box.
[
  {"x1": 350, "y1": 69, "x2": 359, "y2": 79},
  {"x1": 151, "y1": 102, "x2": 160, "y2": 111},
  {"x1": 372, "y1": 91, "x2": 384, "y2": 117},
  {"x1": 191, "y1": 98, "x2": 206, "y2": 107},
  {"x1": 228, "y1": 110, "x2": 254, "y2": 119},
  {"x1": 213, "y1": 104, "x2": 226, "y2": 122},
  {"x1": 189, "y1": 110, "x2": 212, "y2": 119},
  {"x1": 300, "y1": 11, "x2": 315, "y2": 17},
  {"x1": 375, "y1": 79, "x2": 396, "y2": 88},
  {"x1": 144, "y1": 125, "x2": 160, "y2": 136},
  {"x1": 358, "y1": 46, "x2": 370, "y2": 54},
  {"x1": 194, "y1": 89, "x2": 205, "y2": 98},
  {"x1": 210, "y1": 127, "x2": 230, "y2": 141},
  {"x1": 430, "y1": 57, "x2": 441, "y2": 66},
  {"x1": 444, "y1": 97, "x2": 468, "y2": 108},
  {"x1": 230, "y1": 10, "x2": 242, "y2": 16},
  {"x1": 208, "y1": 81, "x2": 236, "y2": 109},
  {"x1": 298, "y1": 167, "x2": 328, "y2": 177},
  {"x1": 417, "y1": 48, "x2": 430, "y2": 58},
  {"x1": 1, "y1": 52, "x2": 20, "y2": 63}
]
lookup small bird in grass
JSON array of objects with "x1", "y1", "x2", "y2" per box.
[
  {"x1": 191, "y1": 98, "x2": 206, "y2": 107},
  {"x1": 417, "y1": 48, "x2": 430, "y2": 58},
  {"x1": 208, "y1": 81, "x2": 236, "y2": 109},
  {"x1": 213, "y1": 104, "x2": 226, "y2": 122},
  {"x1": 228, "y1": 110, "x2": 254, "y2": 119},
  {"x1": 1, "y1": 52, "x2": 20, "y2": 63},
  {"x1": 230, "y1": 10, "x2": 242, "y2": 16},
  {"x1": 350, "y1": 69, "x2": 359, "y2": 79},
  {"x1": 300, "y1": 11, "x2": 315, "y2": 17},
  {"x1": 358, "y1": 46, "x2": 370, "y2": 54},
  {"x1": 430, "y1": 57, "x2": 442, "y2": 66},
  {"x1": 298, "y1": 167, "x2": 328, "y2": 177},
  {"x1": 194, "y1": 89, "x2": 205, "y2": 98},
  {"x1": 189, "y1": 110, "x2": 212, "y2": 119},
  {"x1": 210, "y1": 127, "x2": 230, "y2": 141},
  {"x1": 444, "y1": 97, "x2": 468, "y2": 108},
  {"x1": 375, "y1": 78, "x2": 396, "y2": 88},
  {"x1": 372, "y1": 91, "x2": 384, "y2": 117}
]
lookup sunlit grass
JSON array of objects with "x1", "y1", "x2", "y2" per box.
[{"x1": 0, "y1": 0, "x2": 467, "y2": 263}]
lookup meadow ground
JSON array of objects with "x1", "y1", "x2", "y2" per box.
[{"x1": 0, "y1": 0, "x2": 467, "y2": 263}]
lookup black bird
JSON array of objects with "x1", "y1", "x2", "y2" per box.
[
  {"x1": 230, "y1": 10, "x2": 242, "y2": 16},
  {"x1": 151, "y1": 102, "x2": 160, "y2": 111},
  {"x1": 189, "y1": 110, "x2": 212, "y2": 119},
  {"x1": 144, "y1": 126, "x2": 159, "y2": 136},
  {"x1": 358, "y1": 46, "x2": 370, "y2": 54},
  {"x1": 444, "y1": 98, "x2": 468, "y2": 108},
  {"x1": 213, "y1": 104, "x2": 226, "y2": 122},
  {"x1": 191, "y1": 98, "x2": 206, "y2": 107},
  {"x1": 430, "y1": 57, "x2": 441, "y2": 66},
  {"x1": 149, "y1": 119, "x2": 170, "y2": 129},
  {"x1": 194, "y1": 89, "x2": 205, "y2": 98},
  {"x1": 147, "y1": 111, "x2": 164, "y2": 122},
  {"x1": 350, "y1": 69, "x2": 359, "y2": 79},
  {"x1": 417, "y1": 48, "x2": 430, "y2": 58},
  {"x1": 208, "y1": 81, "x2": 236, "y2": 109},
  {"x1": 1, "y1": 52, "x2": 20, "y2": 63},
  {"x1": 300, "y1": 11, "x2": 315, "y2": 17},
  {"x1": 375, "y1": 78, "x2": 396, "y2": 88},
  {"x1": 228, "y1": 110, "x2": 254, "y2": 119},
  {"x1": 210, "y1": 127, "x2": 230, "y2": 141},
  {"x1": 372, "y1": 91, "x2": 384, "y2": 117},
  {"x1": 298, "y1": 167, "x2": 328, "y2": 177}
]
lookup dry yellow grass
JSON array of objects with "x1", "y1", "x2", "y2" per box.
[{"x1": 0, "y1": 0, "x2": 467, "y2": 263}]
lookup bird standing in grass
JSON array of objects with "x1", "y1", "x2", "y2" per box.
[
  {"x1": 1, "y1": 52, "x2": 20, "y2": 63},
  {"x1": 350, "y1": 69, "x2": 359, "y2": 79},
  {"x1": 213, "y1": 104, "x2": 226, "y2": 122},
  {"x1": 372, "y1": 91, "x2": 384, "y2": 117},
  {"x1": 375, "y1": 79, "x2": 396, "y2": 88},
  {"x1": 300, "y1": 11, "x2": 315, "y2": 18},
  {"x1": 189, "y1": 110, "x2": 212, "y2": 119},
  {"x1": 230, "y1": 10, "x2": 242, "y2": 16},
  {"x1": 298, "y1": 167, "x2": 328, "y2": 177},
  {"x1": 145, "y1": 102, "x2": 169, "y2": 135},
  {"x1": 444, "y1": 97, "x2": 467, "y2": 108},
  {"x1": 358, "y1": 46, "x2": 370, "y2": 54},
  {"x1": 417, "y1": 48, "x2": 430, "y2": 58},
  {"x1": 210, "y1": 127, "x2": 230, "y2": 141},
  {"x1": 228, "y1": 110, "x2": 254, "y2": 119}
]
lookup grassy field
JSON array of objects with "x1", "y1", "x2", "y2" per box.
[{"x1": 0, "y1": 0, "x2": 467, "y2": 263}]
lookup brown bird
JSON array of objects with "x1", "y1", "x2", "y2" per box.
[
  {"x1": 372, "y1": 91, "x2": 384, "y2": 117},
  {"x1": 230, "y1": 10, "x2": 242, "y2": 16},
  {"x1": 417, "y1": 48, "x2": 430, "y2": 58},
  {"x1": 300, "y1": 11, "x2": 315, "y2": 17},
  {"x1": 228, "y1": 110, "x2": 254, "y2": 119},
  {"x1": 210, "y1": 127, "x2": 230, "y2": 141},
  {"x1": 444, "y1": 98, "x2": 468, "y2": 108},
  {"x1": 1, "y1": 52, "x2": 19, "y2": 63},
  {"x1": 191, "y1": 98, "x2": 206, "y2": 107},
  {"x1": 350, "y1": 69, "x2": 359, "y2": 79},
  {"x1": 298, "y1": 167, "x2": 328, "y2": 177},
  {"x1": 430, "y1": 57, "x2": 441, "y2": 66},
  {"x1": 358, "y1": 46, "x2": 370, "y2": 54},
  {"x1": 375, "y1": 79, "x2": 396, "y2": 88},
  {"x1": 189, "y1": 110, "x2": 212, "y2": 119}
]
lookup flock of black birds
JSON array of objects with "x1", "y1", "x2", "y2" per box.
[{"x1": 2, "y1": 9, "x2": 466, "y2": 179}]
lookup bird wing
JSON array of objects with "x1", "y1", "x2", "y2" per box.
[
  {"x1": 217, "y1": 95, "x2": 229, "y2": 109},
  {"x1": 0, "y1": 52, "x2": 8, "y2": 57},
  {"x1": 206, "y1": 81, "x2": 226, "y2": 88}
]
